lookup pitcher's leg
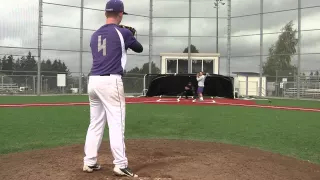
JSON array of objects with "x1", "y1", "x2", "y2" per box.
[
  {"x1": 83, "y1": 90, "x2": 107, "y2": 168},
  {"x1": 109, "y1": 79, "x2": 127, "y2": 168},
  {"x1": 96, "y1": 79, "x2": 128, "y2": 168},
  {"x1": 107, "y1": 103, "x2": 127, "y2": 168},
  {"x1": 95, "y1": 78, "x2": 137, "y2": 177}
]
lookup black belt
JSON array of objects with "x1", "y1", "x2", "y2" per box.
[{"x1": 99, "y1": 74, "x2": 122, "y2": 77}]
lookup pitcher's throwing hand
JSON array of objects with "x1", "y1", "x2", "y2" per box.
[{"x1": 82, "y1": 0, "x2": 143, "y2": 178}]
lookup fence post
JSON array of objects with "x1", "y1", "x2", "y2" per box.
[
  {"x1": 37, "y1": 0, "x2": 43, "y2": 96},
  {"x1": 187, "y1": 0, "x2": 192, "y2": 73},
  {"x1": 79, "y1": 0, "x2": 84, "y2": 94},
  {"x1": 33, "y1": 76, "x2": 36, "y2": 94},
  {"x1": 148, "y1": 0, "x2": 153, "y2": 74},
  {"x1": 227, "y1": 0, "x2": 231, "y2": 76},
  {"x1": 259, "y1": 0, "x2": 263, "y2": 97},
  {"x1": 143, "y1": 74, "x2": 148, "y2": 95},
  {"x1": 275, "y1": 70, "x2": 278, "y2": 96},
  {"x1": 297, "y1": 0, "x2": 301, "y2": 99},
  {"x1": 41, "y1": 75, "x2": 43, "y2": 94},
  {"x1": 246, "y1": 76, "x2": 248, "y2": 97},
  {"x1": 1, "y1": 76, "x2": 3, "y2": 89}
]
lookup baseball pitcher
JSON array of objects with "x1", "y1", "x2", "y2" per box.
[{"x1": 82, "y1": 0, "x2": 142, "y2": 178}]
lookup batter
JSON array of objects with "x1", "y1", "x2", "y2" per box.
[
  {"x1": 194, "y1": 71, "x2": 208, "y2": 102},
  {"x1": 82, "y1": 0, "x2": 143, "y2": 178}
]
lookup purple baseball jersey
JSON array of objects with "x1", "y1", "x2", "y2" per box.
[{"x1": 90, "y1": 24, "x2": 138, "y2": 75}]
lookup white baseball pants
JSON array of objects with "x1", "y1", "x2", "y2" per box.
[{"x1": 83, "y1": 75, "x2": 128, "y2": 168}]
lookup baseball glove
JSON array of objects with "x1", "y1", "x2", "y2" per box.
[{"x1": 119, "y1": 25, "x2": 136, "y2": 36}]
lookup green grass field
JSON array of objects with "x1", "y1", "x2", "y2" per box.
[
  {"x1": 0, "y1": 96, "x2": 319, "y2": 164},
  {"x1": 256, "y1": 98, "x2": 320, "y2": 109}
]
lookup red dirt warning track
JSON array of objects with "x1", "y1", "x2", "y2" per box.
[{"x1": 0, "y1": 97, "x2": 319, "y2": 112}]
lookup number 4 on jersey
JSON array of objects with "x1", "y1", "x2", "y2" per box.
[{"x1": 98, "y1": 35, "x2": 107, "y2": 56}]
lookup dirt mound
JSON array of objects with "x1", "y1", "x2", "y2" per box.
[{"x1": 0, "y1": 139, "x2": 319, "y2": 180}]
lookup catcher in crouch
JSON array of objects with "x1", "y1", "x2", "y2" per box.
[{"x1": 182, "y1": 82, "x2": 195, "y2": 99}]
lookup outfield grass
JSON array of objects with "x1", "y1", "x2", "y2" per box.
[
  {"x1": 256, "y1": 98, "x2": 320, "y2": 109},
  {"x1": 0, "y1": 104, "x2": 319, "y2": 164}
]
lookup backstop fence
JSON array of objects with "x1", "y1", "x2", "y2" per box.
[{"x1": 0, "y1": 0, "x2": 320, "y2": 99}]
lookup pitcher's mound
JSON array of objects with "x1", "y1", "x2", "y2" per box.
[{"x1": 0, "y1": 139, "x2": 319, "y2": 180}]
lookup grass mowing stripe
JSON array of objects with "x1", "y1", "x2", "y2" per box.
[
  {"x1": 0, "y1": 104, "x2": 319, "y2": 164},
  {"x1": 255, "y1": 98, "x2": 320, "y2": 109}
]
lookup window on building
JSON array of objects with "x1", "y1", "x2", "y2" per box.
[
  {"x1": 203, "y1": 60, "x2": 214, "y2": 74},
  {"x1": 166, "y1": 59, "x2": 177, "y2": 73},
  {"x1": 192, "y1": 60, "x2": 202, "y2": 73},
  {"x1": 177, "y1": 59, "x2": 188, "y2": 73}
]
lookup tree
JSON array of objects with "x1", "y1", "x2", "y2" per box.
[
  {"x1": 140, "y1": 62, "x2": 160, "y2": 74},
  {"x1": 301, "y1": 72, "x2": 306, "y2": 80},
  {"x1": 310, "y1": 71, "x2": 314, "y2": 76},
  {"x1": 0, "y1": 52, "x2": 72, "y2": 93},
  {"x1": 123, "y1": 62, "x2": 160, "y2": 93},
  {"x1": 310, "y1": 70, "x2": 319, "y2": 81},
  {"x1": 0, "y1": 56, "x2": 4, "y2": 70},
  {"x1": 183, "y1": 44, "x2": 199, "y2": 53},
  {"x1": 263, "y1": 21, "x2": 298, "y2": 80},
  {"x1": 127, "y1": 67, "x2": 140, "y2": 74},
  {"x1": 24, "y1": 52, "x2": 37, "y2": 73},
  {"x1": 127, "y1": 62, "x2": 160, "y2": 74},
  {"x1": 2, "y1": 55, "x2": 14, "y2": 74}
]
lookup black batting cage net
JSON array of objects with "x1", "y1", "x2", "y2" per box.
[{"x1": 144, "y1": 74, "x2": 234, "y2": 99}]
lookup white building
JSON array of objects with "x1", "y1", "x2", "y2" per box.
[
  {"x1": 159, "y1": 53, "x2": 220, "y2": 74},
  {"x1": 233, "y1": 72, "x2": 267, "y2": 97}
]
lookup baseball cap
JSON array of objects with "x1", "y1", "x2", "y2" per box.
[{"x1": 105, "y1": 0, "x2": 128, "y2": 15}]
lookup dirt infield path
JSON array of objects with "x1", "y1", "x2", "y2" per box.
[
  {"x1": 0, "y1": 139, "x2": 319, "y2": 180},
  {"x1": 0, "y1": 97, "x2": 319, "y2": 112}
]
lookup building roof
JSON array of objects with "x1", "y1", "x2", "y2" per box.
[
  {"x1": 232, "y1": 72, "x2": 261, "y2": 76},
  {"x1": 160, "y1": 53, "x2": 220, "y2": 57}
]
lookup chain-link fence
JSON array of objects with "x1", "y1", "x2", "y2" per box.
[
  {"x1": 1, "y1": 0, "x2": 319, "y2": 98},
  {"x1": 0, "y1": 70, "x2": 145, "y2": 95}
]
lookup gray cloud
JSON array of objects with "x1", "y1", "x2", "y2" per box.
[{"x1": 1, "y1": 0, "x2": 320, "y2": 76}]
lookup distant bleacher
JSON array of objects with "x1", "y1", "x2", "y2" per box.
[
  {"x1": 0, "y1": 83, "x2": 19, "y2": 93},
  {"x1": 284, "y1": 88, "x2": 320, "y2": 98}
]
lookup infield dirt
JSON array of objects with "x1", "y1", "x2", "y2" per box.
[{"x1": 0, "y1": 139, "x2": 319, "y2": 180}]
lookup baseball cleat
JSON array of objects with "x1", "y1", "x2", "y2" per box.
[
  {"x1": 113, "y1": 166, "x2": 138, "y2": 178},
  {"x1": 83, "y1": 164, "x2": 101, "y2": 172}
]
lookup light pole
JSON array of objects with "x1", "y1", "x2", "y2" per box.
[
  {"x1": 214, "y1": 0, "x2": 225, "y2": 75},
  {"x1": 214, "y1": 0, "x2": 225, "y2": 54}
]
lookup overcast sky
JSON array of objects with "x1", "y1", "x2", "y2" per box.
[{"x1": 0, "y1": 0, "x2": 319, "y2": 75}]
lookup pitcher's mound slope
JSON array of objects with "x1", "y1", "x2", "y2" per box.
[{"x1": 0, "y1": 139, "x2": 319, "y2": 180}]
